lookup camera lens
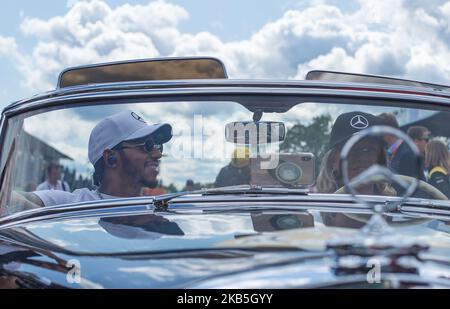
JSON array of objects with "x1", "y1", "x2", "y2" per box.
[
  {"x1": 275, "y1": 162, "x2": 302, "y2": 184},
  {"x1": 271, "y1": 215, "x2": 303, "y2": 230}
]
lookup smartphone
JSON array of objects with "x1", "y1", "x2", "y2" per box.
[
  {"x1": 249, "y1": 153, "x2": 315, "y2": 188},
  {"x1": 251, "y1": 212, "x2": 314, "y2": 232}
]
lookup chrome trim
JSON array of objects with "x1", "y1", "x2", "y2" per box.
[
  {"x1": 193, "y1": 273, "x2": 450, "y2": 289},
  {"x1": 297, "y1": 274, "x2": 450, "y2": 289},
  {"x1": 400, "y1": 206, "x2": 450, "y2": 221},
  {"x1": 0, "y1": 113, "x2": 5, "y2": 153},
  {"x1": 306, "y1": 70, "x2": 450, "y2": 90},
  {"x1": 0, "y1": 196, "x2": 155, "y2": 225},
  {"x1": 4, "y1": 86, "x2": 450, "y2": 118},
  {"x1": 4, "y1": 79, "x2": 450, "y2": 114},
  {"x1": 1, "y1": 193, "x2": 449, "y2": 228}
]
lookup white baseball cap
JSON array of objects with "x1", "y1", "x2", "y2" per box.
[{"x1": 88, "y1": 110, "x2": 172, "y2": 165}]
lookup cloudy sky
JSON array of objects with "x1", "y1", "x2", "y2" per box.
[
  {"x1": 2, "y1": 0, "x2": 450, "y2": 190},
  {"x1": 2, "y1": 0, "x2": 450, "y2": 110}
]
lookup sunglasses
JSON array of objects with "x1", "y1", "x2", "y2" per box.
[
  {"x1": 116, "y1": 139, "x2": 163, "y2": 154},
  {"x1": 348, "y1": 145, "x2": 380, "y2": 157}
]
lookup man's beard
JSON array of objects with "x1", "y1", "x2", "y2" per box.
[
  {"x1": 120, "y1": 152, "x2": 159, "y2": 189},
  {"x1": 143, "y1": 178, "x2": 158, "y2": 188}
]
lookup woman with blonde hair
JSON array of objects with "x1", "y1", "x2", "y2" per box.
[
  {"x1": 425, "y1": 140, "x2": 450, "y2": 198},
  {"x1": 316, "y1": 111, "x2": 394, "y2": 196},
  {"x1": 316, "y1": 111, "x2": 395, "y2": 228}
]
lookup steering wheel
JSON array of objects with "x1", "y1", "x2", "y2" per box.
[
  {"x1": 333, "y1": 175, "x2": 447, "y2": 226},
  {"x1": 335, "y1": 174, "x2": 448, "y2": 200}
]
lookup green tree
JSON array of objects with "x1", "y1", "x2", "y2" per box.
[
  {"x1": 280, "y1": 114, "x2": 332, "y2": 160},
  {"x1": 166, "y1": 183, "x2": 178, "y2": 193}
]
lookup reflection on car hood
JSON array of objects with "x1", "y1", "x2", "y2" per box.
[
  {"x1": 1, "y1": 210, "x2": 450, "y2": 288},
  {"x1": 1, "y1": 212, "x2": 260, "y2": 255}
]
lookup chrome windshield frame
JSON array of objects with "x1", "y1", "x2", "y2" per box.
[
  {"x1": 2, "y1": 193, "x2": 450, "y2": 229},
  {"x1": 3, "y1": 80, "x2": 450, "y2": 220}
]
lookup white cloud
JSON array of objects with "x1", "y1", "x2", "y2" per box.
[
  {"x1": 8, "y1": 0, "x2": 450, "y2": 92},
  {"x1": 284, "y1": 0, "x2": 450, "y2": 84},
  {"x1": 66, "y1": 0, "x2": 81, "y2": 8},
  {"x1": 0, "y1": 36, "x2": 18, "y2": 56},
  {"x1": 6, "y1": 0, "x2": 450, "y2": 190},
  {"x1": 15, "y1": 0, "x2": 189, "y2": 91}
]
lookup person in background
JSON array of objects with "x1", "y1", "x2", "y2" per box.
[
  {"x1": 36, "y1": 163, "x2": 71, "y2": 192},
  {"x1": 215, "y1": 147, "x2": 251, "y2": 188},
  {"x1": 142, "y1": 181, "x2": 167, "y2": 196},
  {"x1": 407, "y1": 126, "x2": 430, "y2": 180},
  {"x1": 183, "y1": 179, "x2": 195, "y2": 191},
  {"x1": 377, "y1": 112, "x2": 401, "y2": 163},
  {"x1": 377, "y1": 113, "x2": 428, "y2": 181},
  {"x1": 425, "y1": 140, "x2": 450, "y2": 198},
  {"x1": 407, "y1": 126, "x2": 430, "y2": 157}
]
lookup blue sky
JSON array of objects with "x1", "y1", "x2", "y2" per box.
[
  {"x1": 1, "y1": 0, "x2": 450, "y2": 110},
  {"x1": 0, "y1": 0, "x2": 310, "y2": 107},
  {"x1": 3, "y1": 0, "x2": 450, "y2": 190}
]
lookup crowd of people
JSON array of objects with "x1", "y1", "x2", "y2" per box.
[{"x1": 378, "y1": 112, "x2": 450, "y2": 198}]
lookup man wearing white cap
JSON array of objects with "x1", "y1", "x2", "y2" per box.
[{"x1": 13, "y1": 110, "x2": 172, "y2": 209}]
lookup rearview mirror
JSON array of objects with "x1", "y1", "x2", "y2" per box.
[{"x1": 225, "y1": 121, "x2": 286, "y2": 144}]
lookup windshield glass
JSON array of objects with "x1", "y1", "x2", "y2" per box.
[{"x1": 1, "y1": 98, "x2": 449, "y2": 216}]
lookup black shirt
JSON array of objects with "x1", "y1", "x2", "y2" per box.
[
  {"x1": 428, "y1": 167, "x2": 450, "y2": 198},
  {"x1": 214, "y1": 164, "x2": 251, "y2": 188},
  {"x1": 389, "y1": 141, "x2": 426, "y2": 181}
]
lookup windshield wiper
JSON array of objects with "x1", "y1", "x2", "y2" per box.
[{"x1": 153, "y1": 185, "x2": 309, "y2": 211}]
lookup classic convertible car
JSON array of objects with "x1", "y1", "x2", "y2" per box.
[{"x1": 1, "y1": 57, "x2": 450, "y2": 289}]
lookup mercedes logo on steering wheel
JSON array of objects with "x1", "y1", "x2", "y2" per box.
[{"x1": 350, "y1": 115, "x2": 369, "y2": 129}]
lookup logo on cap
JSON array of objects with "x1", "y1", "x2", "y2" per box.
[
  {"x1": 350, "y1": 115, "x2": 369, "y2": 129},
  {"x1": 131, "y1": 112, "x2": 146, "y2": 123}
]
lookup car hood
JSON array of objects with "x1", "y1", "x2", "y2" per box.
[{"x1": 1, "y1": 210, "x2": 450, "y2": 288}]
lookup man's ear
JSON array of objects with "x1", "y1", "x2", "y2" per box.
[{"x1": 103, "y1": 149, "x2": 118, "y2": 167}]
